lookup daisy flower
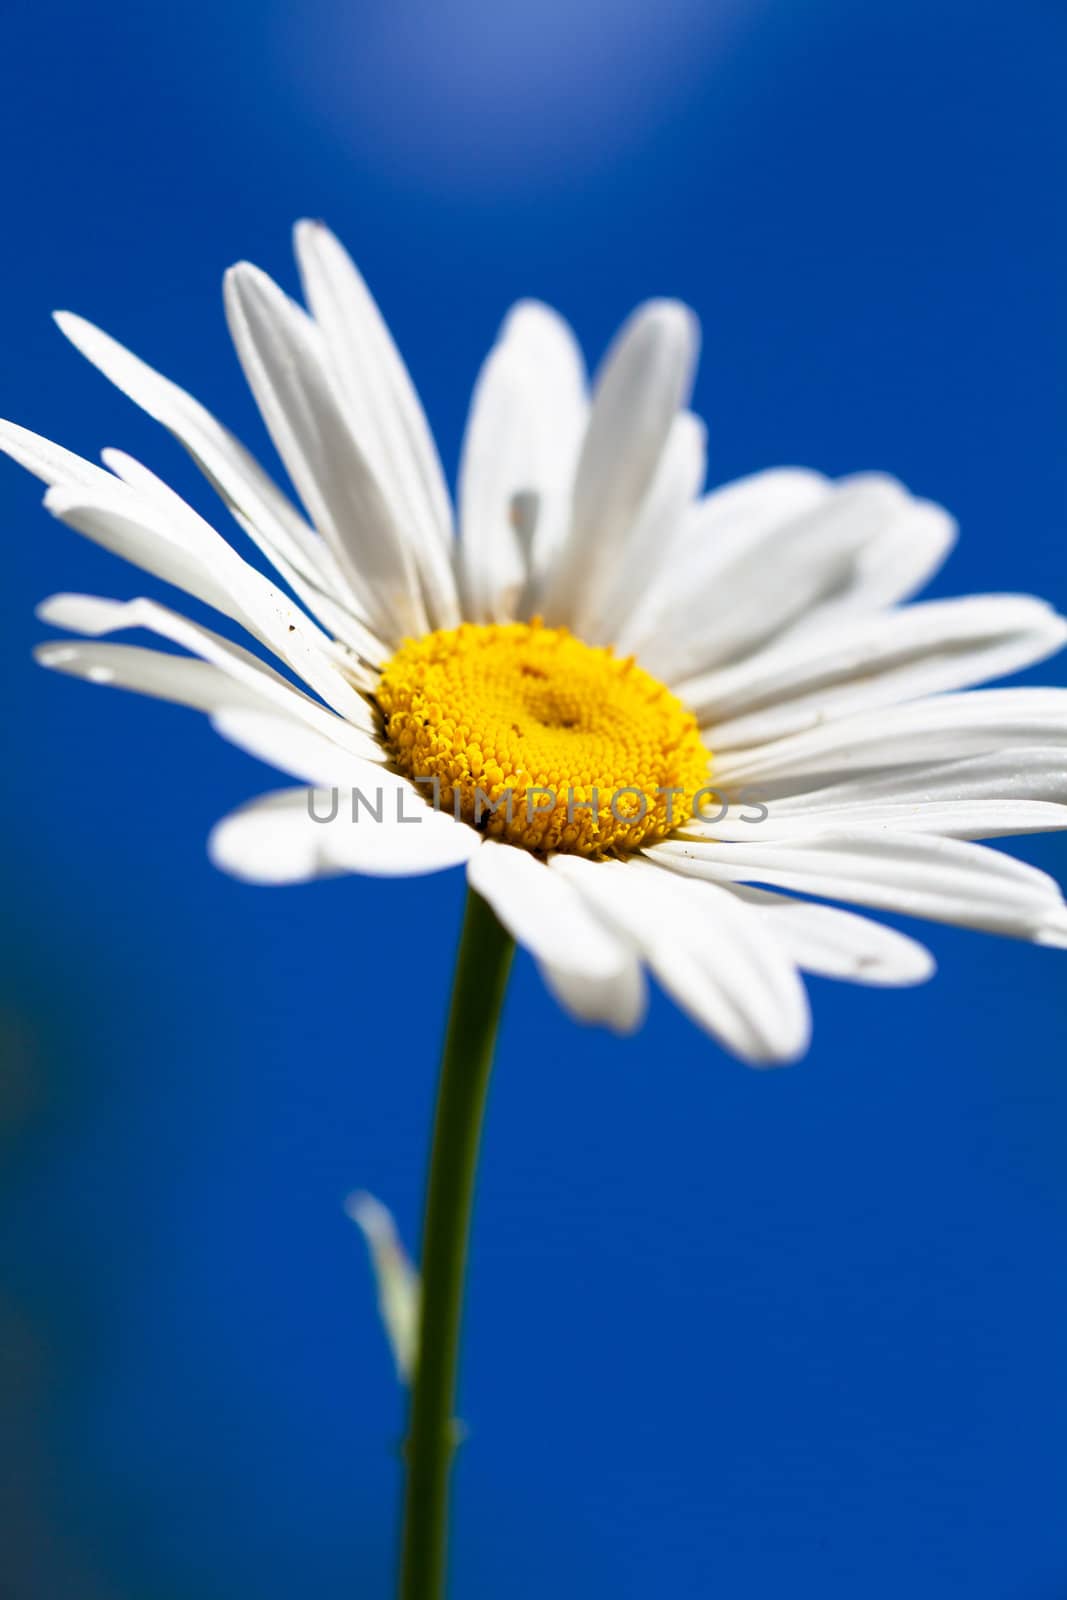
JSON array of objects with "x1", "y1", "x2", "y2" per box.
[
  {"x1": 6, "y1": 220, "x2": 1067, "y2": 1600},
  {"x1": 4, "y1": 222, "x2": 1065, "y2": 1065}
]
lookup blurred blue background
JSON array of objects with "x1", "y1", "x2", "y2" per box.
[{"x1": 2, "y1": 0, "x2": 1066, "y2": 1594}]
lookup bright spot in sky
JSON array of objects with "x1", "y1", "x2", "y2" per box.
[{"x1": 277, "y1": 0, "x2": 763, "y2": 192}]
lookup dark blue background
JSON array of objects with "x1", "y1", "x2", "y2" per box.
[{"x1": 2, "y1": 1, "x2": 1066, "y2": 1594}]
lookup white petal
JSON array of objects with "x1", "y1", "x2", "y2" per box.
[
  {"x1": 0, "y1": 416, "x2": 120, "y2": 494},
  {"x1": 649, "y1": 830, "x2": 1066, "y2": 937},
  {"x1": 1037, "y1": 910, "x2": 1067, "y2": 949},
  {"x1": 210, "y1": 707, "x2": 394, "y2": 788},
  {"x1": 785, "y1": 472, "x2": 957, "y2": 635},
  {"x1": 582, "y1": 410, "x2": 707, "y2": 646},
  {"x1": 679, "y1": 467, "x2": 835, "y2": 550},
  {"x1": 467, "y1": 840, "x2": 633, "y2": 983},
  {"x1": 459, "y1": 300, "x2": 588, "y2": 624},
  {"x1": 38, "y1": 593, "x2": 384, "y2": 762},
  {"x1": 210, "y1": 789, "x2": 338, "y2": 884},
  {"x1": 758, "y1": 748, "x2": 1067, "y2": 814},
  {"x1": 686, "y1": 748, "x2": 1067, "y2": 842},
  {"x1": 537, "y1": 954, "x2": 648, "y2": 1033},
  {"x1": 293, "y1": 220, "x2": 454, "y2": 554},
  {"x1": 540, "y1": 300, "x2": 699, "y2": 629},
  {"x1": 614, "y1": 467, "x2": 830, "y2": 656},
  {"x1": 503, "y1": 302, "x2": 589, "y2": 593},
  {"x1": 2, "y1": 415, "x2": 383, "y2": 682},
  {"x1": 34, "y1": 458, "x2": 378, "y2": 726},
  {"x1": 46, "y1": 317, "x2": 391, "y2": 667},
  {"x1": 209, "y1": 786, "x2": 479, "y2": 883},
  {"x1": 704, "y1": 798, "x2": 1067, "y2": 843},
  {"x1": 720, "y1": 885, "x2": 935, "y2": 987},
  {"x1": 43, "y1": 479, "x2": 246, "y2": 621},
  {"x1": 35, "y1": 639, "x2": 287, "y2": 715},
  {"x1": 458, "y1": 316, "x2": 542, "y2": 624},
  {"x1": 715, "y1": 689, "x2": 1067, "y2": 786},
  {"x1": 223, "y1": 262, "x2": 429, "y2": 643},
  {"x1": 52, "y1": 311, "x2": 343, "y2": 597},
  {"x1": 102, "y1": 447, "x2": 387, "y2": 673},
  {"x1": 685, "y1": 594, "x2": 1067, "y2": 745},
  {"x1": 637, "y1": 477, "x2": 932, "y2": 682},
  {"x1": 551, "y1": 854, "x2": 810, "y2": 1065},
  {"x1": 829, "y1": 800, "x2": 1067, "y2": 839},
  {"x1": 293, "y1": 224, "x2": 460, "y2": 633}
]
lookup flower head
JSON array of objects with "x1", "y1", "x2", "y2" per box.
[{"x1": 5, "y1": 221, "x2": 1066, "y2": 1063}]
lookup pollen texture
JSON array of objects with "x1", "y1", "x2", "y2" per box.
[{"x1": 377, "y1": 620, "x2": 711, "y2": 856}]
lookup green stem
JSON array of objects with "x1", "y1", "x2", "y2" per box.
[{"x1": 399, "y1": 888, "x2": 514, "y2": 1600}]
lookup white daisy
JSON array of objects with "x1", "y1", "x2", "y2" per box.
[{"x1": 5, "y1": 219, "x2": 1067, "y2": 1065}]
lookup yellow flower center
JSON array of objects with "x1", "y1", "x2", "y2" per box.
[{"x1": 377, "y1": 620, "x2": 712, "y2": 857}]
